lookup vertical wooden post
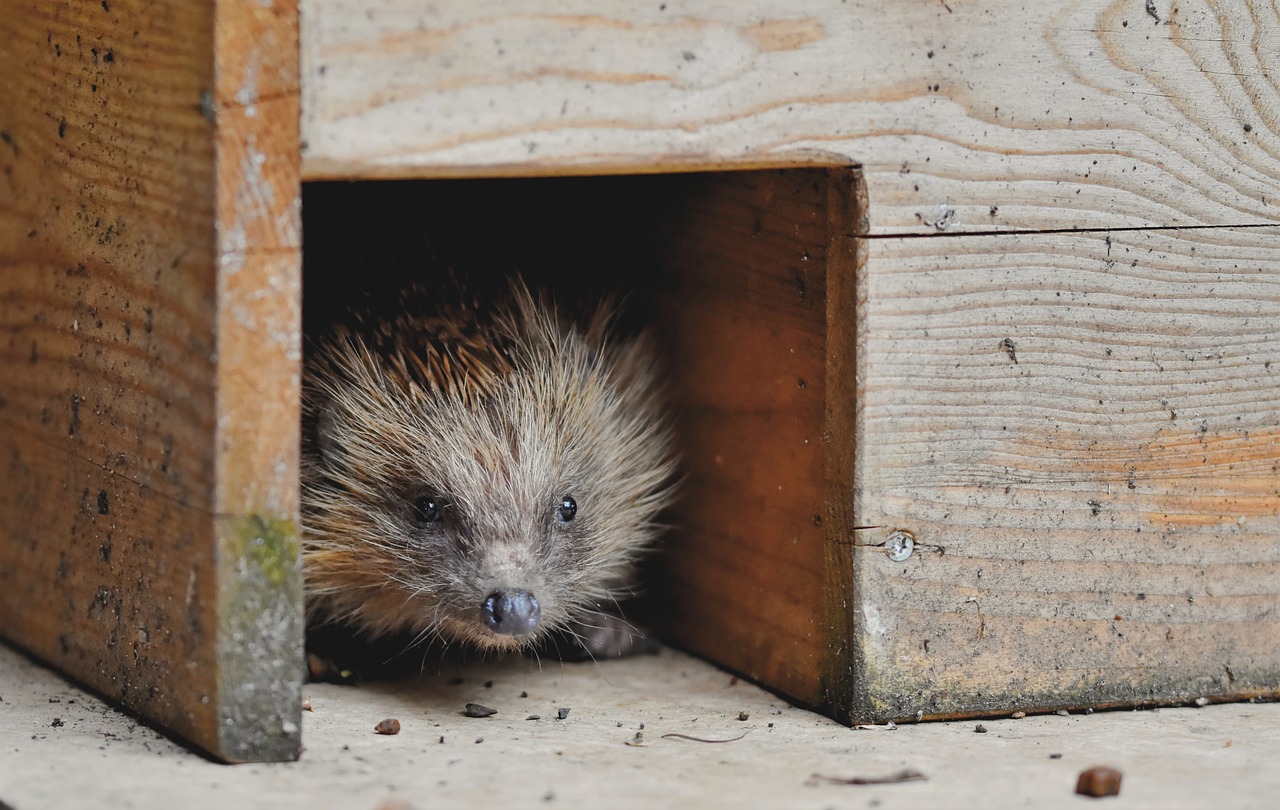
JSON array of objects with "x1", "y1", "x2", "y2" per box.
[
  {"x1": 649, "y1": 168, "x2": 862, "y2": 712},
  {"x1": 0, "y1": 0, "x2": 303, "y2": 762}
]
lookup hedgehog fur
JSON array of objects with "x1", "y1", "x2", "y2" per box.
[{"x1": 301, "y1": 278, "x2": 677, "y2": 654}]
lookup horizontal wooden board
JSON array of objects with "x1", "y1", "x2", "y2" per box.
[
  {"x1": 851, "y1": 225, "x2": 1280, "y2": 720},
  {"x1": 300, "y1": 0, "x2": 1280, "y2": 235}
]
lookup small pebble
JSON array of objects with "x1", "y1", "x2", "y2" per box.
[
  {"x1": 974, "y1": 724, "x2": 988, "y2": 734},
  {"x1": 1056, "y1": 709, "x2": 1070, "y2": 716},
  {"x1": 465, "y1": 703, "x2": 497, "y2": 718},
  {"x1": 1194, "y1": 697, "x2": 1209, "y2": 707},
  {"x1": 1085, "y1": 707, "x2": 1094, "y2": 715},
  {"x1": 556, "y1": 708, "x2": 571, "y2": 720},
  {"x1": 1011, "y1": 711, "x2": 1026, "y2": 719},
  {"x1": 1076, "y1": 766, "x2": 1123, "y2": 797},
  {"x1": 737, "y1": 712, "x2": 750, "y2": 721},
  {"x1": 374, "y1": 718, "x2": 401, "y2": 735},
  {"x1": 526, "y1": 715, "x2": 541, "y2": 721},
  {"x1": 1049, "y1": 753, "x2": 1063, "y2": 760}
]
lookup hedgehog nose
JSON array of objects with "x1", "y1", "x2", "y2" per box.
[{"x1": 482, "y1": 589, "x2": 542, "y2": 636}]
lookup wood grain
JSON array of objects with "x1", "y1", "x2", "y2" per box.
[
  {"x1": 300, "y1": 0, "x2": 1280, "y2": 235},
  {"x1": 852, "y1": 225, "x2": 1280, "y2": 720},
  {"x1": 0, "y1": 0, "x2": 303, "y2": 761},
  {"x1": 644, "y1": 168, "x2": 860, "y2": 708}
]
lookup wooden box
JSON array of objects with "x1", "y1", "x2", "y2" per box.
[{"x1": 3, "y1": 0, "x2": 1279, "y2": 762}]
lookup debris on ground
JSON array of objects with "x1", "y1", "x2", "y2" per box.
[
  {"x1": 807, "y1": 769, "x2": 926, "y2": 786},
  {"x1": 660, "y1": 731, "x2": 749, "y2": 744},
  {"x1": 1076, "y1": 766, "x2": 1123, "y2": 798}
]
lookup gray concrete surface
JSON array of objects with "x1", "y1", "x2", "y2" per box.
[{"x1": 1, "y1": 641, "x2": 1276, "y2": 809}]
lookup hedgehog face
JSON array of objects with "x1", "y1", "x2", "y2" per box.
[
  {"x1": 301, "y1": 294, "x2": 676, "y2": 653},
  {"x1": 378, "y1": 392, "x2": 623, "y2": 650}
]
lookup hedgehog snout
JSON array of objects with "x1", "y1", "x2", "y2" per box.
[{"x1": 481, "y1": 589, "x2": 542, "y2": 636}]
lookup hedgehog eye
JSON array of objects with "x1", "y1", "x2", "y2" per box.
[
  {"x1": 556, "y1": 496, "x2": 577, "y2": 523},
  {"x1": 412, "y1": 495, "x2": 442, "y2": 524}
]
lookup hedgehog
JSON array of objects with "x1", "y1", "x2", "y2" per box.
[{"x1": 300, "y1": 277, "x2": 677, "y2": 657}]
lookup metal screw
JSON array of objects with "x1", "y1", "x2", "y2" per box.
[{"x1": 885, "y1": 530, "x2": 915, "y2": 562}]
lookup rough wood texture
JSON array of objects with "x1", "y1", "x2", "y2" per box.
[
  {"x1": 852, "y1": 226, "x2": 1280, "y2": 720},
  {"x1": 0, "y1": 0, "x2": 304, "y2": 761},
  {"x1": 300, "y1": 1, "x2": 1280, "y2": 234}
]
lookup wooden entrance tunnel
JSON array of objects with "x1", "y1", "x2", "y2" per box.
[{"x1": 2, "y1": 0, "x2": 1277, "y2": 761}]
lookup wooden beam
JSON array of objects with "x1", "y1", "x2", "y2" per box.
[
  {"x1": 299, "y1": 1, "x2": 1280, "y2": 236},
  {"x1": 852, "y1": 225, "x2": 1280, "y2": 720},
  {"x1": 0, "y1": 0, "x2": 303, "y2": 761}
]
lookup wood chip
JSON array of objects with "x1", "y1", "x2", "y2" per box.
[{"x1": 1076, "y1": 766, "x2": 1123, "y2": 797}]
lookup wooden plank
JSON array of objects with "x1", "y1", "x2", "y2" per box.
[
  {"x1": 0, "y1": 0, "x2": 303, "y2": 761},
  {"x1": 299, "y1": 1, "x2": 1280, "y2": 235},
  {"x1": 851, "y1": 225, "x2": 1280, "y2": 721},
  {"x1": 644, "y1": 168, "x2": 860, "y2": 708}
]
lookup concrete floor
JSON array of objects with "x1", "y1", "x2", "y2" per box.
[{"x1": 1, "y1": 642, "x2": 1276, "y2": 810}]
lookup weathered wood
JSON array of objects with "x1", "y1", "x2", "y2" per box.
[
  {"x1": 852, "y1": 225, "x2": 1280, "y2": 720},
  {"x1": 0, "y1": 0, "x2": 303, "y2": 761},
  {"x1": 300, "y1": 0, "x2": 1280, "y2": 235},
  {"x1": 6, "y1": 0, "x2": 1273, "y2": 746},
  {"x1": 643, "y1": 169, "x2": 861, "y2": 707}
]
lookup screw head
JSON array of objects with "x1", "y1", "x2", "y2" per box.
[{"x1": 885, "y1": 530, "x2": 915, "y2": 562}]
